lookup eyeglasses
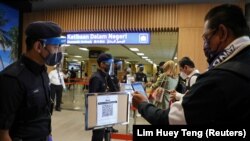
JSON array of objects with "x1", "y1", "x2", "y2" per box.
[{"x1": 202, "y1": 29, "x2": 217, "y2": 41}]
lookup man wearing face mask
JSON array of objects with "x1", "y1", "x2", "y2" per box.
[
  {"x1": 89, "y1": 53, "x2": 118, "y2": 141},
  {"x1": 170, "y1": 57, "x2": 200, "y2": 101},
  {"x1": 132, "y1": 4, "x2": 250, "y2": 125},
  {"x1": 0, "y1": 21, "x2": 65, "y2": 141}
]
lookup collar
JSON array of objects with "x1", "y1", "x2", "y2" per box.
[
  {"x1": 209, "y1": 36, "x2": 250, "y2": 69},
  {"x1": 97, "y1": 69, "x2": 108, "y2": 77},
  {"x1": 21, "y1": 55, "x2": 47, "y2": 75}
]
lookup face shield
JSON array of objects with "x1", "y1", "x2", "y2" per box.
[
  {"x1": 103, "y1": 59, "x2": 114, "y2": 75},
  {"x1": 41, "y1": 36, "x2": 66, "y2": 66},
  {"x1": 114, "y1": 60, "x2": 123, "y2": 75}
]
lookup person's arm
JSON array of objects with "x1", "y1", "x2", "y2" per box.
[
  {"x1": 132, "y1": 92, "x2": 169, "y2": 125},
  {"x1": 151, "y1": 74, "x2": 165, "y2": 90},
  {"x1": 88, "y1": 76, "x2": 100, "y2": 93},
  {"x1": 0, "y1": 130, "x2": 11, "y2": 141},
  {"x1": 0, "y1": 75, "x2": 22, "y2": 141}
]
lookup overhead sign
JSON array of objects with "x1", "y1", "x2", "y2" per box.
[{"x1": 66, "y1": 32, "x2": 150, "y2": 45}]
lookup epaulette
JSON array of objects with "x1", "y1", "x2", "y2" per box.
[{"x1": 1, "y1": 61, "x2": 25, "y2": 78}]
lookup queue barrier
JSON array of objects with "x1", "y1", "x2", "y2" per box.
[{"x1": 111, "y1": 133, "x2": 132, "y2": 141}]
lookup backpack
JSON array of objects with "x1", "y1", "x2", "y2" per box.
[
  {"x1": 175, "y1": 75, "x2": 186, "y2": 93},
  {"x1": 175, "y1": 73, "x2": 200, "y2": 93}
]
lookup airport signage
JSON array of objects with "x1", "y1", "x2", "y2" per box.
[{"x1": 66, "y1": 32, "x2": 150, "y2": 45}]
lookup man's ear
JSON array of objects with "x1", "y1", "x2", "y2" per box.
[
  {"x1": 34, "y1": 41, "x2": 42, "y2": 53},
  {"x1": 218, "y1": 24, "x2": 228, "y2": 42}
]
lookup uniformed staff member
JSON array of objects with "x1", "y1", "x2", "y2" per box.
[
  {"x1": 89, "y1": 53, "x2": 118, "y2": 141},
  {"x1": 134, "y1": 65, "x2": 148, "y2": 83},
  {"x1": 0, "y1": 21, "x2": 66, "y2": 141}
]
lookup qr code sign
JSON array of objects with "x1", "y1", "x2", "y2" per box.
[{"x1": 102, "y1": 104, "x2": 113, "y2": 117}]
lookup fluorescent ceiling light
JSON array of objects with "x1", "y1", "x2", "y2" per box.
[
  {"x1": 72, "y1": 59, "x2": 78, "y2": 62},
  {"x1": 142, "y1": 56, "x2": 148, "y2": 59},
  {"x1": 129, "y1": 48, "x2": 139, "y2": 51},
  {"x1": 74, "y1": 55, "x2": 82, "y2": 58},
  {"x1": 79, "y1": 47, "x2": 88, "y2": 51},
  {"x1": 62, "y1": 52, "x2": 68, "y2": 55},
  {"x1": 61, "y1": 44, "x2": 70, "y2": 47},
  {"x1": 137, "y1": 53, "x2": 144, "y2": 56}
]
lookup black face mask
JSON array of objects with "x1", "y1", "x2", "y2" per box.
[
  {"x1": 203, "y1": 38, "x2": 222, "y2": 64},
  {"x1": 45, "y1": 52, "x2": 62, "y2": 66},
  {"x1": 159, "y1": 68, "x2": 164, "y2": 73},
  {"x1": 139, "y1": 67, "x2": 144, "y2": 72}
]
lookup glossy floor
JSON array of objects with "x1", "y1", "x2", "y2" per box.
[{"x1": 51, "y1": 85, "x2": 149, "y2": 141}]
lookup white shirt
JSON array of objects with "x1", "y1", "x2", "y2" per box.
[
  {"x1": 175, "y1": 69, "x2": 200, "y2": 100},
  {"x1": 49, "y1": 69, "x2": 67, "y2": 89}
]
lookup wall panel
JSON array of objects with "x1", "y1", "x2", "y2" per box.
[
  {"x1": 178, "y1": 28, "x2": 208, "y2": 72},
  {"x1": 23, "y1": 4, "x2": 178, "y2": 32}
]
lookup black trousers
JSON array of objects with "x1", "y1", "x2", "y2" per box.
[
  {"x1": 12, "y1": 136, "x2": 49, "y2": 141},
  {"x1": 50, "y1": 84, "x2": 63, "y2": 111},
  {"x1": 92, "y1": 128, "x2": 113, "y2": 141},
  {"x1": 92, "y1": 128, "x2": 105, "y2": 141}
]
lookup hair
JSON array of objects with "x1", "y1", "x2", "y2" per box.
[
  {"x1": 25, "y1": 37, "x2": 38, "y2": 51},
  {"x1": 205, "y1": 4, "x2": 250, "y2": 37},
  {"x1": 178, "y1": 57, "x2": 195, "y2": 68},
  {"x1": 163, "y1": 60, "x2": 178, "y2": 78},
  {"x1": 159, "y1": 61, "x2": 165, "y2": 67}
]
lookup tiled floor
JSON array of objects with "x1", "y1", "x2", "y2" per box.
[{"x1": 51, "y1": 85, "x2": 149, "y2": 141}]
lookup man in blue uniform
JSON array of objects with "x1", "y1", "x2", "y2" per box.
[
  {"x1": 0, "y1": 21, "x2": 65, "y2": 141},
  {"x1": 132, "y1": 4, "x2": 250, "y2": 125}
]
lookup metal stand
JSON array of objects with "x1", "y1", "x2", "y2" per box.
[{"x1": 104, "y1": 127, "x2": 112, "y2": 141}]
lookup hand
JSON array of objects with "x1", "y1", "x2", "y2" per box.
[
  {"x1": 169, "y1": 90, "x2": 177, "y2": 101},
  {"x1": 132, "y1": 91, "x2": 148, "y2": 108}
]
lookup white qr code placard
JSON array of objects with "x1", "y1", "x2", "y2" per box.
[{"x1": 97, "y1": 95, "x2": 118, "y2": 126}]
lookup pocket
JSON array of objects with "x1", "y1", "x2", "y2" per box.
[{"x1": 26, "y1": 87, "x2": 46, "y2": 108}]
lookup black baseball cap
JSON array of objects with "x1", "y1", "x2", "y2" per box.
[{"x1": 97, "y1": 53, "x2": 113, "y2": 64}]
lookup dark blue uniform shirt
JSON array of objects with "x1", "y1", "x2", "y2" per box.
[{"x1": 0, "y1": 55, "x2": 51, "y2": 140}]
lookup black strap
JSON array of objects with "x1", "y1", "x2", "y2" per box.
[{"x1": 56, "y1": 69, "x2": 62, "y2": 85}]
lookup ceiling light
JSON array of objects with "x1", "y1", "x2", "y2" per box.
[
  {"x1": 61, "y1": 44, "x2": 70, "y2": 47},
  {"x1": 129, "y1": 48, "x2": 139, "y2": 51},
  {"x1": 74, "y1": 55, "x2": 82, "y2": 58},
  {"x1": 62, "y1": 52, "x2": 68, "y2": 55},
  {"x1": 79, "y1": 47, "x2": 88, "y2": 51},
  {"x1": 137, "y1": 53, "x2": 144, "y2": 56},
  {"x1": 72, "y1": 59, "x2": 78, "y2": 62},
  {"x1": 142, "y1": 56, "x2": 148, "y2": 59}
]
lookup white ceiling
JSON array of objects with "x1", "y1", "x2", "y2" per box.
[{"x1": 29, "y1": 0, "x2": 244, "y2": 65}]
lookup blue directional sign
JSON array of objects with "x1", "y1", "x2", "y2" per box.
[{"x1": 66, "y1": 32, "x2": 150, "y2": 45}]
